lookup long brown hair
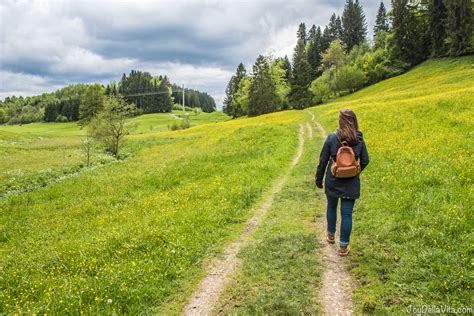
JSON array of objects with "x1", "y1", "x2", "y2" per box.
[{"x1": 336, "y1": 109, "x2": 359, "y2": 144}]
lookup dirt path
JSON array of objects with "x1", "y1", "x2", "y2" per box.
[
  {"x1": 307, "y1": 110, "x2": 354, "y2": 315},
  {"x1": 306, "y1": 123, "x2": 313, "y2": 140},
  {"x1": 182, "y1": 124, "x2": 306, "y2": 316},
  {"x1": 169, "y1": 113, "x2": 183, "y2": 119}
]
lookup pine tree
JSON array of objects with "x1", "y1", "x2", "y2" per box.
[
  {"x1": 445, "y1": 0, "x2": 473, "y2": 56},
  {"x1": 341, "y1": 0, "x2": 368, "y2": 52},
  {"x1": 223, "y1": 63, "x2": 246, "y2": 117},
  {"x1": 297, "y1": 23, "x2": 307, "y2": 44},
  {"x1": 427, "y1": 0, "x2": 447, "y2": 57},
  {"x1": 289, "y1": 33, "x2": 313, "y2": 109},
  {"x1": 248, "y1": 55, "x2": 277, "y2": 116},
  {"x1": 321, "y1": 25, "x2": 332, "y2": 53},
  {"x1": 307, "y1": 26, "x2": 323, "y2": 79},
  {"x1": 308, "y1": 24, "x2": 317, "y2": 39},
  {"x1": 328, "y1": 13, "x2": 344, "y2": 40},
  {"x1": 282, "y1": 55, "x2": 292, "y2": 80},
  {"x1": 155, "y1": 78, "x2": 173, "y2": 113},
  {"x1": 335, "y1": 16, "x2": 344, "y2": 39},
  {"x1": 391, "y1": 0, "x2": 427, "y2": 65},
  {"x1": 374, "y1": 1, "x2": 389, "y2": 35}
]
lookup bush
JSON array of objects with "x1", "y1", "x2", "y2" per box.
[
  {"x1": 172, "y1": 104, "x2": 183, "y2": 111},
  {"x1": 169, "y1": 115, "x2": 191, "y2": 130},
  {"x1": 336, "y1": 65, "x2": 367, "y2": 94},
  {"x1": 309, "y1": 74, "x2": 332, "y2": 104},
  {"x1": 55, "y1": 115, "x2": 68, "y2": 122},
  {"x1": 181, "y1": 115, "x2": 191, "y2": 129},
  {"x1": 169, "y1": 121, "x2": 180, "y2": 131},
  {"x1": 0, "y1": 108, "x2": 9, "y2": 124}
]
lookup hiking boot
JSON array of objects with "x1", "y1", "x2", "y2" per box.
[
  {"x1": 339, "y1": 244, "x2": 350, "y2": 256},
  {"x1": 326, "y1": 233, "x2": 335, "y2": 244}
]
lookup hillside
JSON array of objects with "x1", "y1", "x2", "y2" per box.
[
  {"x1": 1, "y1": 56, "x2": 473, "y2": 314},
  {"x1": 307, "y1": 56, "x2": 473, "y2": 313}
]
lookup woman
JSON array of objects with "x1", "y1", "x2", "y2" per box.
[{"x1": 315, "y1": 109, "x2": 369, "y2": 256}]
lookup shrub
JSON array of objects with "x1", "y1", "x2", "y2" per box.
[
  {"x1": 309, "y1": 74, "x2": 332, "y2": 104},
  {"x1": 336, "y1": 65, "x2": 367, "y2": 94},
  {"x1": 169, "y1": 121, "x2": 180, "y2": 130},
  {"x1": 55, "y1": 115, "x2": 68, "y2": 122},
  {"x1": 172, "y1": 104, "x2": 183, "y2": 111},
  {"x1": 0, "y1": 108, "x2": 9, "y2": 124}
]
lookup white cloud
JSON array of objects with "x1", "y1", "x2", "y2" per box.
[{"x1": 0, "y1": 71, "x2": 63, "y2": 99}]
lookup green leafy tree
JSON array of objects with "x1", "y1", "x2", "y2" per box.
[
  {"x1": 320, "y1": 39, "x2": 346, "y2": 73},
  {"x1": 374, "y1": 1, "x2": 390, "y2": 36},
  {"x1": 223, "y1": 63, "x2": 247, "y2": 117},
  {"x1": 336, "y1": 65, "x2": 367, "y2": 93},
  {"x1": 0, "y1": 108, "x2": 8, "y2": 124},
  {"x1": 231, "y1": 76, "x2": 251, "y2": 117},
  {"x1": 79, "y1": 84, "x2": 105, "y2": 126},
  {"x1": 271, "y1": 58, "x2": 291, "y2": 110},
  {"x1": 88, "y1": 95, "x2": 135, "y2": 158},
  {"x1": 342, "y1": 0, "x2": 368, "y2": 52},
  {"x1": 309, "y1": 73, "x2": 332, "y2": 104},
  {"x1": 248, "y1": 55, "x2": 277, "y2": 116},
  {"x1": 289, "y1": 29, "x2": 313, "y2": 109}
]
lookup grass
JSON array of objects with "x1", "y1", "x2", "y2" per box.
[
  {"x1": 1, "y1": 56, "x2": 472, "y2": 314},
  {"x1": 0, "y1": 111, "x2": 229, "y2": 195},
  {"x1": 215, "y1": 122, "x2": 323, "y2": 314},
  {"x1": 308, "y1": 56, "x2": 474, "y2": 313},
  {"x1": 0, "y1": 111, "x2": 305, "y2": 314}
]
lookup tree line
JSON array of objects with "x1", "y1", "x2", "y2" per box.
[
  {"x1": 0, "y1": 70, "x2": 217, "y2": 125},
  {"x1": 224, "y1": 0, "x2": 473, "y2": 117}
]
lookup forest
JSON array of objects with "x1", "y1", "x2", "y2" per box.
[
  {"x1": 223, "y1": 0, "x2": 473, "y2": 118},
  {"x1": 0, "y1": 70, "x2": 216, "y2": 125}
]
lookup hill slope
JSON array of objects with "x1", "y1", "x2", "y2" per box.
[{"x1": 308, "y1": 56, "x2": 473, "y2": 313}]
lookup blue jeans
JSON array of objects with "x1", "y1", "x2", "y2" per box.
[{"x1": 326, "y1": 196, "x2": 356, "y2": 246}]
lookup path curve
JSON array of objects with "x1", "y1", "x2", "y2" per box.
[
  {"x1": 306, "y1": 110, "x2": 354, "y2": 315},
  {"x1": 183, "y1": 124, "x2": 306, "y2": 316},
  {"x1": 169, "y1": 113, "x2": 183, "y2": 120}
]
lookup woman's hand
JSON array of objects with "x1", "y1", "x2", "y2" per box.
[{"x1": 316, "y1": 181, "x2": 323, "y2": 189}]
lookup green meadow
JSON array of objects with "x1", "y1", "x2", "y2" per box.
[
  {"x1": 1, "y1": 56, "x2": 473, "y2": 314},
  {"x1": 0, "y1": 111, "x2": 229, "y2": 196}
]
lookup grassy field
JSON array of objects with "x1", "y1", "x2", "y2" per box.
[
  {"x1": 0, "y1": 111, "x2": 229, "y2": 196},
  {"x1": 1, "y1": 56, "x2": 472, "y2": 314},
  {"x1": 308, "y1": 56, "x2": 474, "y2": 313},
  {"x1": 0, "y1": 111, "x2": 306, "y2": 314}
]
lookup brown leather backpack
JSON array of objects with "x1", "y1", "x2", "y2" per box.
[{"x1": 331, "y1": 138, "x2": 361, "y2": 178}]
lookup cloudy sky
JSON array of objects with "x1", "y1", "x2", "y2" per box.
[{"x1": 0, "y1": 0, "x2": 387, "y2": 107}]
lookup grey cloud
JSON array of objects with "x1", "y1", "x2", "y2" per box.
[{"x1": 0, "y1": 0, "x2": 387, "y2": 106}]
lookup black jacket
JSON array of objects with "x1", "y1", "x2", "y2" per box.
[{"x1": 315, "y1": 131, "x2": 369, "y2": 199}]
